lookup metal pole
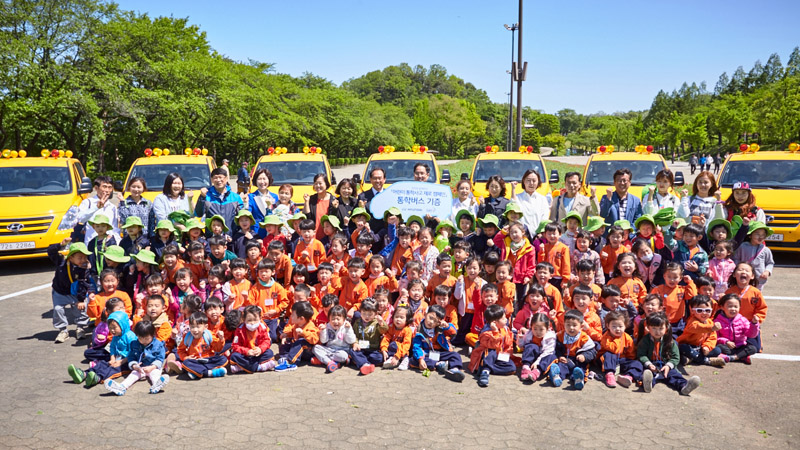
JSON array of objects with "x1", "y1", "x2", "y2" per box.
[
  {"x1": 508, "y1": 27, "x2": 515, "y2": 152},
  {"x1": 515, "y1": 0, "x2": 523, "y2": 149}
]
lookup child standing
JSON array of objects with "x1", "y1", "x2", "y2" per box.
[
  {"x1": 599, "y1": 311, "x2": 643, "y2": 388},
  {"x1": 724, "y1": 262, "x2": 768, "y2": 352},
  {"x1": 708, "y1": 241, "x2": 736, "y2": 300},
  {"x1": 638, "y1": 312, "x2": 701, "y2": 395},
  {"x1": 518, "y1": 313, "x2": 557, "y2": 383},
  {"x1": 714, "y1": 293, "x2": 760, "y2": 364},
  {"x1": 410, "y1": 305, "x2": 466, "y2": 382},
  {"x1": 549, "y1": 309, "x2": 596, "y2": 390},
  {"x1": 339, "y1": 257, "x2": 369, "y2": 320},
  {"x1": 314, "y1": 305, "x2": 356, "y2": 373},
  {"x1": 105, "y1": 321, "x2": 169, "y2": 395},
  {"x1": 537, "y1": 222, "x2": 571, "y2": 291},
  {"x1": 650, "y1": 263, "x2": 697, "y2": 336},
  {"x1": 229, "y1": 305, "x2": 276, "y2": 373},
  {"x1": 733, "y1": 221, "x2": 775, "y2": 291},
  {"x1": 469, "y1": 304, "x2": 517, "y2": 387},
  {"x1": 453, "y1": 257, "x2": 486, "y2": 345},
  {"x1": 600, "y1": 225, "x2": 627, "y2": 282},
  {"x1": 677, "y1": 295, "x2": 725, "y2": 367}
]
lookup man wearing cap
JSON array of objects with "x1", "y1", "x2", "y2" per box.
[
  {"x1": 194, "y1": 168, "x2": 243, "y2": 236},
  {"x1": 48, "y1": 239, "x2": 96, "y2": 343},
  {"x1": 76, "y1": 175, "x2": 120, "y2": 245},
  {"x1": 549, "y1": 172, "x2": 599, "y2": 224},
  {"x1": 599, "y1": 168, "x2": 643, "y2": 234},
  {"x1": 220, "y1": 159, "x2": 230, "y2": 178}
]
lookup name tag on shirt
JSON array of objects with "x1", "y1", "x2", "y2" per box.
[
  {"x1": 498, "y1": 352, "x2": 510, "y2": 362},
  {"x1": 429, "y1": 351, "x2": 441, "y2": 361},
  {"x1": 265, "y1": 298, "x2": 274, "y2": 306},
  {"x1": 358, "y1": 340, "x2": 370, "y2": 349},
  {"x1": 467, "y1": 302, "x2": 474, "y2": 310}
]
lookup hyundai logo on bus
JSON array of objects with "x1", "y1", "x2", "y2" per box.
[{"x1": 7, "y1": 223, "x2": 24, "y2": 232}]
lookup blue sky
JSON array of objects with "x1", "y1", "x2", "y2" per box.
[{"x1": 114, "y1": 0, "x2": 800, "y2": 114}]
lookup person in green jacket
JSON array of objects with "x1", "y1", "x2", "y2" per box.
[{"x1": 637, "y1": 312, "x2": 701, "y2": 396}]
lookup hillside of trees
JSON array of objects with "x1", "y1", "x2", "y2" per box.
[{"x1": 2, "y1": 0, "x2": 799, "y2": 175}]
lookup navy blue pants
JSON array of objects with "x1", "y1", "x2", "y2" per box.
[
  {"x1": 453, "y1": 313, "x2": 473, "y2": 346},
  {"x1": 182, "y1": 355, "x2": 228, "y2": 378},
  {"x1": 480, "y1": 349, "x2": 516, "y2": 375},
  {"x1": 679, "y1": 344, "x2": 721, "y2": 364},
  {"x1": 264, "y1": 318, "x2": 279, "y2": 343},
  {"x1": 646, "y1": 361, "x2": 687, "y2": 391},
  {"x1": 278, "y1": 339, "x2": 313, "y2": 364},
  {"x1": 602, "y1": 354, "x2": 644, "y2": 380},
  {"x1": 521, "y1": 343, "x2": 556, "y2": 374},
  {"x1": 412, "y1": 350, "x2": 463, "y2": 370},
  {"x1": 349, "y1": 348, "x2": 384, "y2": 368},
  {"x1": 748, "y1": 331, "x2": 762, "y2": 352},
  {"x1": 717, "y1": 343, "x2": 757, "y2": 360},
  {"x1": 385, "y1": 342, "x2": 401, "y2": 359},
  {"x1": 229, "y1": 350, "x2": 274, "y2": 373},
  {"x1": 84, "y1": 347, "x2": 110, "y2": 362},
  {"x1": 553, "y1": 354, "x2": 593, "y2": 378},
  {"x1": 670, "y1": 318, "x2": 685, "y2": 338},
  {"x1": 88, "y1": 360, "x2": 123, "y2": 381}
]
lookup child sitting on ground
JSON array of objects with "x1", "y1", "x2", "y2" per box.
[
  {"x1": 714, "y1": 293, "x2": 760, "y2": 364},
  {"x1": 67, "y1": 311, "x2": 135, "y2": 388},
  {"x1": 638, "y1": 312, "x2": 701, "y2": 395},
  {"x1": 518, "y1": 313, "x2": 557, "y2": 383},
  {"x1": 276, "y1": 301, "x2": 320, "y2": 371},
  {"x1": 381, "y1": 306, "x2": 414, "y2": 371},
  {"x1": 469, "y1": 304, "x2": 517, "y2": 387},
  {"x1": 349, "y1": 298, "x2": 389, "y2": 375},
  {"x1": 410, "y1": 304, "x2": 466, "y2": 382},
  {"x1": 314, "y1": 305, "x2": 356, "y2": 373},
  {"x1": 104, "y1": 320, "x2": 169, "y2": 395},
  {"x1": 549, "y1": 309, "x2": 596, "y2": 390},
  {"x1": 677, "y1": 295, "x2": 725, "y2": 367},
  {"x1": 599, "y1": 311, "x2": 642, "y2": 389},
  {"x1": 177, "y1": 311, "x2": 227, "y2": 379},
  {"x1": 230, "y1": 305, "x2": 276, "y2": 373}
]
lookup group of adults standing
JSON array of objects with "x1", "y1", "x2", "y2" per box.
[{"x1": 690, "y1": 153, "x2": 723, "y2": 175}]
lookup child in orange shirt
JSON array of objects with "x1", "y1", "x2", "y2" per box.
[
  {"x1": 88, "y1": 269, "x2": 132, "y2": 324},
  {"x1": 494, "y1": 261, "x2": 516, "y2": 317},
  {"x1": 339, "y1": 257, "x2": 369, "y2": 319},
  {"x1": 677, "y1": 295, "x2": 725, "y2": 367},
  {"x1": 601, "y1": 225, "x2": 627, "y2": 282},
  {"x1": 311, "y1": 262, "x2": 341, "y2": 311},
  {"x1": 397, "y1": 279, "x2": 428, "y2": 328},
  {"x1": 139, "y1": 273, "x2": 176, "y2": 325},
  {"x1": 381, "y1": 306, "x2": 414, "y2": 370},
  {"x1": 425, "y1": 254, "x2": 457, "y2": 301},
  {"x1": 570, "y1": 285, "x2": 602, "y2": 342},
  {"x1": 287, "y1": 284, "x2": 312, "y2": 320},
  {"x1": 177, "y1": 312, "x2": 227, "y2": 379},
  {"x1": 608, "y1": 253, "x2": 647, "y2": 309},
  {"x1": 650, "y1": 262, "x2": 696, "y2": 335},
  {"x1": 184, "y1": 241, "x2": 209, "y2": 289},
  {"x1": 564, "y1": 260, "x2": 603, "y2": 311},
  {"x1": 549, "y1": 309, "x2": 597, "y2": 390},
  {"x1": 597, "y1": 284, "x2": 637, "y2": 332},
  {"x1": 374, "y1": 287, "x2": 394, "y2": 324},
  {"x1": 248, "y1": 258, "x2": 288, "y2": 342},
  {"x1": 223, "y1": 259, "x2": 251, "y2": 312},
  {"x1": 244, "y1": 241, "x2": 263, "y2": 283},
  {"x1": 513, "y1": 283, "x2": 552, "y2": 332},
  {"x1": 265, "y1": 240, "x2": 292, "y2": 286},
  {"x1": 164, "y1": 295, "x2": 203, "y2": 374},
  {"x1": 634, "y1": 294, "x2": 663, "y2": 343},
  {"x1": 204, "y1": 296, "x2": 228, "y2": 355},
  {"x1": 325, "y1": 234, "x2": 350, "y2": 279},
  {"x1": 365, "y1": 255, "x2": 399, "y2": 296},
  {"x1": 538, "y1": 222, "x2": 571, "y2": 290},
  {"x1": 533, "y1": 262, "x2": 565, "y2": 328},
  {"x1": 229, "y1": 305, "x2": 276, "y2": 373},
  {"x1": 133, "y1": 294, "x2": 172, "y2": 343},
  {"x1": 287, "y1": 265, "x2": 310, "y2": 311},
  {"x1": 453, "y1": 257, "x2": 485, "y2": 345},
  {"x1": 294, "y1": 219, "x2": 326, "y2": 275},
  {"x1": 313, "y1": 294, "x2": 339, "y2": 327},
  {"x1": 432, "y1": 285, "x2": 458, "y2": 328},
  {"x1": 350, "y1": 232, "x2": 374, "y2": 271},
  {"x1": 599, "y1": 311, "x2": 642, "y2": 388},
  {"x1": 724, "y1": 261, "x2": 768, "y2": 351},
  {"x1": 469, "y1": 304, "x2": 517, "y2": 387},
  {"x1": 466, "y1": 283, "x2": 500, "y2": 347},
  {"x1": 276, "y1": 301, "x2": 320, "y2": 370},
  {"x1": 160, "y1": 244, "x2": 184, "y2": 288}
]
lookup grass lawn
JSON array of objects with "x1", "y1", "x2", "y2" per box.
[{"x1": 441, "y1": 157, "x2": 583, "y2": 191}]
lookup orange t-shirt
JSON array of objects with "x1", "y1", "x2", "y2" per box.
[
  {"x1": 608, "y1": 276, "x2": 647, "y2": 308},
  {"x1": 247, "y1": 280, "x2": 288, "y2": 319},
  {"x1": 601, "y1": 245, "x2": 627, "y2": 275},
  {"x1": 651, "y1": 280, "x2": 696, "y2": 324},
  {"x1": 294, "y1": 239, "x2": 326, "y2": 271},
  {"x1": 339, "y1": 277, "x2": 369, "y2": 311},
  {"x1": 539, "y1": 241, "x2": 571, "y2": 279}
]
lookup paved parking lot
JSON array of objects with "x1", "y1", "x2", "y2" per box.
[{"x1": 0, "y1": 254, "x2": 798, "y2": 449}]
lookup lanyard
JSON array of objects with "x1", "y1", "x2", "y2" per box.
[
  {"x1": 67, "y1": 263, "x2": 74, "y2": 284},
  {"x1": 94, "y1": 237, "x2": 107, "y2": 275},
  {"x1": 746, "y1": 244, "x2": 765, "y2": 264}
]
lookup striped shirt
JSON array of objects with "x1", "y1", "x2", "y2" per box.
[{"x1": 118, "y1": 196, "x2": 153, "y2": 237}]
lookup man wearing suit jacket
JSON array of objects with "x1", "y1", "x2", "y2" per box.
[
  {"x1": 549, "y1": 172, "x2": 599, "y2": 224},
  {"x1": 358, "y1": 167, "x2": 387, "y2": 249},
  {"x1": 599, "y1": 168, "x2": 643, "y2": 230}
]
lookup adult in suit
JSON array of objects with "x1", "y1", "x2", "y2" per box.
[
  {"x1": 357, "y1": 167, "x2": 387, "y2": 249},
  {"x1": 549, "y1": 171, "x2": 599, "y2": 224},
  {"x1": 599, "y1": 168, "x2": 643, "y2": 228}
]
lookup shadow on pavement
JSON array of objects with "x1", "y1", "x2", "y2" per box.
[{"x1": 0, "y1": 258, "x2": 54, "y2": 276}]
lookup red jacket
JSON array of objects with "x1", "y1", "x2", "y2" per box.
[
  {"x1": 493, "y1": 231, "x2": 536, "y2": 283},
  {"x1": 231, "y1": 323, "x2": 271, "y2": 355}
]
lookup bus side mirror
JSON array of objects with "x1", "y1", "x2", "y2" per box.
[
  {"x1": 549, "y1": 169, "x2": 560, "y2": 184},
  {"x1": 352, "y1": 173, "x2": 361, "y2": 184},
  {"x1": 330, "y1": 174, "x2": 336, "y2": 185},
  {"x1": 78, "y1": 177, "x2": 93, "y2": 195},
  {"x1": 440, "y1": 170, "x2": 451, "y2": 184},
  {"x1": 674, "y1": 171, "x2": 685, "y2": 186},
  {"x1": 113, "y1": 180, "x2": 124, "y2": 192}
]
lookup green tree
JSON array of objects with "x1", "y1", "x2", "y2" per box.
[
  {"x1": 542, "y1": 133, "x2": 566, "y2": 153},
  {"x1": 533, "y1": 113, "x2": 560, "y2": 136}
]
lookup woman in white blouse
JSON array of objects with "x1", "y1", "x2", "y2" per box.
[
  {"x1": 511, "y1": 169, "x2": 549, "y2": 237},
  {"x1": 450, "y1": 179, "x2": 479, "y2": 222},
  {"x1": 152, "y1": 172, "x2": 194, "y2": 232}
]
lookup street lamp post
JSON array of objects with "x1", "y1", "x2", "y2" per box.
[{"x1": 504, "y1": 23, "x2": 517, "y2": 152}]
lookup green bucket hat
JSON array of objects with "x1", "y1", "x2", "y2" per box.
[
  {"x1": 634, "y1": 214, "x2": 656, "y2": 230},
  {"x1": 455, "y1": 209, "x2": 476, "y2": 232},
  {"x1": 66, "y1": 242, "x2": 91, "y2": 258},
  {"x1": 260, "y1": 215, "x2": 283, "y2": 227},
  {"x1": 287, "y1": 212, "x2": 307, "y2": 229},
  {"x1": 235, "y1": 209, "x2": 255, "y2": 224},
  {"x1": 154, "y1": 219, "x2": 176, "y2": 233},
  {"x1": 503, "y1": 202, "x2": 524, "y2": 218},
  {"x1": 383, "y1": 207, "x2": 403, "y2": 223},
  {"x1": 477, "y1": 214, "x2": 500, "y2": 229},
  {"x1": 350, "y1": 207, "x2": 371, "y2": 222},
  {"x1": 746, "y1": 221, "x2": 773, "y2": 237},
  {"x1": 205, "y1": 214, "x2": 229, "y2": 232},
  {"x1": 584, "y1": 216, "x2": 610, "y2": 232},
  {"x1": 436, "y1": 219, "x2": 457, "y2": 234},
  {"x1": 184, "y1": 217, "x2": 205, "y2": 231},
  {"x1": 131, "y1": 249, "x2": 157, "y2": 266},
  {"x1": 561, "y1": 211, "x2": 583, "y2": 227},
  {"x1": 321, "y1": 215, "x2": 342, "y2": 231},
  {"x1": 730, "y1": 215, "x2": 744, "y2": 235},
  {"x1": 614, "y1": 219, "x2": 634, "y2": 231},
  {"x1": 535, "y1": 219, "x2": 552, "y2": 235},
  {"x1": 103, "y1": 245, "x2": 131, "y2": 264},
  {"x1": 121, "y1": 216, "x2": 143, "y2": 229},
  {"x1": 707, "y1": 218, "x2": 732, "y2": 237},
  {"x1": 672, "y1": 217, "x2": 688, "y2": 230},
  {"x1": 652, "y1": 207, "x2": 677, "y2": 226},
  {"x1": 407, "y1": 215, "x2": 425, "y2": 227},
  {"x1": 168, "y1": 210, "x2": 192, "y2": 223},
  {"x1": 88, "y1": 214, "x2": 112, "y2": 227}
]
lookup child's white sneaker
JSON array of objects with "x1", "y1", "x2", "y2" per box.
[
  {"x1": 104, "y1": 379, "x2": 126, "y2": 396},
  {"x1": 55, "y1": 329, "x2": 69, "y2": 343},
  {"x1": 398, "y1": 357, "x2": 409, "y2": 371},
  {"x1": 75, "y1": 327, "x2": 87, "y2": 340},
  {"x1": 149, "y1": 375, "x2": 169, "y2": 394}
]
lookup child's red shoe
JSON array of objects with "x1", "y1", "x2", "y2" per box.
[
  {"x1": 326, "y1": 361, "x2": 339, "y2": 373},
  {"x1": 743, "y1": 356, "x2": 752, "y2": 365},
  {"x1": 310, "y1": 357, "x2": 323, "y2": 366},
  {"x1": 360, "y1": 364, "x2": 375, "y2": 375}
]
